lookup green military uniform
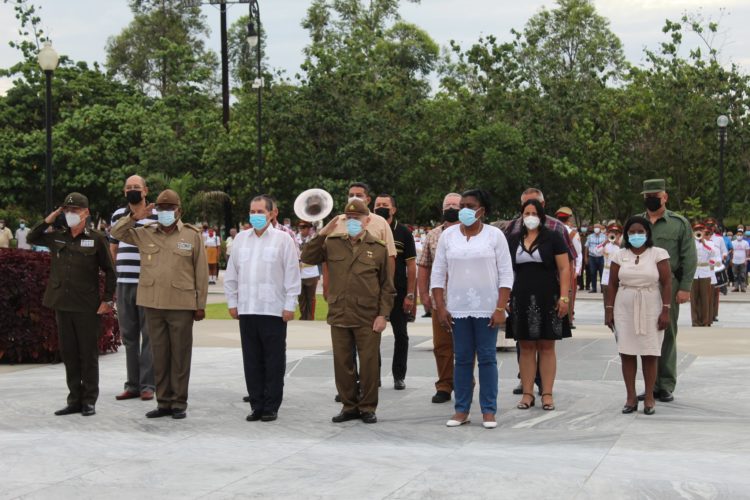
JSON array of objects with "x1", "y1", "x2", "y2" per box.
[
  {"x1": 640, "y1": 180, "x2": 697, "y2": 394},
  {"x1": 110, "y1": 190, "x2": 208, "y2": 415},
  {"x1": 27, "y1": 193, "x2": 116, "y2": 410},
  {"x1": 300, "y1": 201, "x2": 395, "y2": 416}
]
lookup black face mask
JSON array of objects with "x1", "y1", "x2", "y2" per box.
[
  {"x1": 126, "y1": 190, "x2": 143, "y2": 204},
  {"x1": 644, "y1": 196, "x2": 662, "y2": 212},
  {"x1": 374, "y1": 207, "x2": 391, "y2": 220},
  {"x1": 443, "y1": 208, "x2": 459, "y2": 223}
]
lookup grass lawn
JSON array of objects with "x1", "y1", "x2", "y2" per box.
[{"x1": 205, "y1": 294, "x2": 329, "y2": 321}]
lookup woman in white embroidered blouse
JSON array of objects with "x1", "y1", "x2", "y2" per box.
[{"x1": 431, "y1": 189, "x2": 514, "y2": 429}]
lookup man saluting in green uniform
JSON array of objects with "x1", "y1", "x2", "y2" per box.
[
  {"x1": 28, "y1": 192, "x2": 117, "y2": 417},
  {"x1": 301, "y1": 198, "x2": 395, "y2": 424},
  {"x1": 639, "y1": 179, "x2": 697, "y2": 403}
]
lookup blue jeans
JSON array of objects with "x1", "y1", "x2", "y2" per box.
[{"x1": 452, "y1": 317, "x2": 498, "y2": 414}]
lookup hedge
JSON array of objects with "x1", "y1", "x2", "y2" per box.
[{"x1": 0, "y1": 249, "x2": 121, "y2": 363}]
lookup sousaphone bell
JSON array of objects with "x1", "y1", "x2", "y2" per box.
[{"x1": 294, "y1": 188, "x2": 334, "y2": 223}]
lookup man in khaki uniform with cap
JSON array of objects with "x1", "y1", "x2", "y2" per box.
[
  {"x1": 301, "y1": 198, "x2": 394, "y2": 424},
  {"x1": 111, "y1": 189, "x2": 208, "y2": 420},
  {"x1": 27, "y1": 192, "x2": 117, "y2": 417},
  {"x1": 639, "y1": 179, "x2": 696, "y2": 403}
]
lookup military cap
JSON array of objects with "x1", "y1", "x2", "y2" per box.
[
  {"x1": 704, "y1": 217, "x2": 717, "y2": 226},
  {"x1": 607, "y1": 223, "x2": 622, "y2": 232},
  {"x1": 155, "y1": 189, "x2": 181, "y2": 206},
  {"x1": 555, "y1": 207, "x2": 573, "y2": 217},
  {"x1": 62, "y1": 192, "x2": 89, "y2": 209},
  {"x1": 641, "y1": 179, "x2": 666, "y2": 194},
  {"x1": 344, "y1": 198, "x2": 369, "y2": 216},
  {"x1": 692, "y1": 222, "x2": 706, "y2": 231}
]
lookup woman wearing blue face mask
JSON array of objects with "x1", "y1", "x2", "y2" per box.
[
  {"x1": 605, "y1": 216, "x2": 672, "y2": 415},
  {"x1": 431, "y1": 189, "x2": 514, "y2": 429}
]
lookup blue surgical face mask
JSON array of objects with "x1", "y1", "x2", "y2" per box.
[
  {"x1": 19, "y1": 223, "x2": 25, "y2": 229},
  {"x1": 249, "y1": 214, "x2": 268, "y2": 230},
  {"x1": 346, "y1": 218, "x2": 363, "y2": 237},
  {"x1": 629, "y1": 233, "x2": 647, "y2": 248},
  {"x1": 458, "y1": 207, "x2": 478, "y2": 226},
  {"x1": 157, "y1": 210, "x2": 176, "y2": 226}
]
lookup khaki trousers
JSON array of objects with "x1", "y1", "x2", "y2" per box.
[
  {"x1": 145, "y1": 308, "x2": 194, "y2": 411},
  {"x1": 330, "y1": 325, "x2": 381, "y2": 413},
  {"x1": 691, "y1": 278, "x2": 712, "y2": 326},
  {"x1": 431, "y1": 313, "x2": 454, "y2": 393}
]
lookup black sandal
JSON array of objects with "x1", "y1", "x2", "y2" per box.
[
  {"x1": 516, "y1": 393, "x2": 535, "y2": 410},
  {"x1": 541, "y1": 393, "x2": 555, "y2": 411}
]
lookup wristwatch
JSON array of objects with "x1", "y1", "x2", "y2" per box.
[{"x1": 406, "y1": 293, "x2": 415, "y2": 300}]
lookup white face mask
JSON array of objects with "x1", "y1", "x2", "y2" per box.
[
  {"x1": 594, "y1": 227, "x2": 601, "y2": 234},
  {"x1": 65, "y1": 213, "x2": 82, "y2": 228},
  {"x1": 524, "y1": 215, "x2": 541, "y2": 230}
]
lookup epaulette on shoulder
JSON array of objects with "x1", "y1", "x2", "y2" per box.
[
  {"x1": 327, "y1": 233, "x2": 346, "y2": 239},
  {"x1": 184, "y1": 223, "x2": 201, "y2": 232},
  {"x1": 374, "y1": 239, "x2": 386, "y2": 247}
]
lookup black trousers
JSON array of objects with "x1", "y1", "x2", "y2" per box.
[
  {"x1": 389, "y1": 291, "x2": 409, "y2": 380},
  {"x1": 239, "y1": 314, "x2": 287, "y2": 413},
  {"x1": 55, "y1": 310, "x2": 100, "y2": 406},
  {"x1": 588, "y1": 256, "x2": 605, "y2": 291}
]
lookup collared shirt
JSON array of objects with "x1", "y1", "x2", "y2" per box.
[
  {"x1": 710, "y1": 233, "x2": 728, "y2": 259},
  {"x1": 585, "y1": 232, "x2": 607, "y2": 257},
  {"x1": 640, "y1": 209, "x2": 697, "y2": 292},
  {"x1": 390, "y1": 219, "x2": 417, "y2": 292},
  {"x1": 694, "y1": 239, "x2": 718, "y2": 280},
  {"x1": 416, "y1": 224, "x2": 446, "y2": 268},
  {"x1": 15, "y1": 227, "x2": 30, "y2": 249},
  {"x1": 224, "y1": 226, "x2": 301, "y2": 316},
  {"x1": 732, "y1": 239, "x2": 750, "y2": 264},
  {"x1": 0, "y1": 226, "x2": 12, "y2": 248},
  {"x1": 431, "y1": 224, "x2": 514, "y2": 318},
  {"x1": 110, "y1": 206, "x2": 159, "y2": 284}
]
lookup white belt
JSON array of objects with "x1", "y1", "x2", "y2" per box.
[{"x1": 620, "y1": 284, "x2": 656, "y2": 336}]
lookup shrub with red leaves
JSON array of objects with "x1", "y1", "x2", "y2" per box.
[{"x1": 0, "y1": 249, "x2": 121, "y2": 363}]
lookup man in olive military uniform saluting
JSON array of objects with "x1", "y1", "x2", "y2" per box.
[
  {"x1": 27, "y1": 192, "x2": 117, "y2": 417},
  {"x1": 111, "y1": 189, "x2": 208, "y2": 420},
  {"x1": 639, "y1": 179, "x2": 697, "y2": 403},
  {"x1": 301, "y1": 198, "x2": 395, "y2": 424}
]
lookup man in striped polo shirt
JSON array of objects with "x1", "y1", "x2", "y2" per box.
[{"x1": 110, "y1": 175, "x2": 158, "y2": 401}]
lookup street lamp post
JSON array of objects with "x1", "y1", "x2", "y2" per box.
[
  {"x1": 717, "y1": 115, "x2": 729, "y2": 227},
  {"x1": 37, "y1": 41, "x2": 59, "y2": 215},
  {"x1": 247, "y1": 0, "x2": 262, "y2": 193}
]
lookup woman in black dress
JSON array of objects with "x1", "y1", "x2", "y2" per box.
[{"x1": 506, "y1": 199, "x2": 571, "y2": 411}]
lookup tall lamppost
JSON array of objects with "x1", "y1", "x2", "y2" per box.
[
  {"x1": 38, "y1": 41, "x2": 59, "y2": 215},
  {"x1": 247, "y1": 0, "x2": 262, "y2": 193},
  {"x1": 717, "y1": 114, "x2": 729, "y2": 227}
]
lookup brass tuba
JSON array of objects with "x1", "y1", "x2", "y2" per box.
[{"x1": 293, "y1": 188, "x2": 334, "y2": 223}]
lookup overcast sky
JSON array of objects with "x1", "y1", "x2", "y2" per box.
[{"x1": 1, "y1": 0, "x2": 748, "y2": 95}]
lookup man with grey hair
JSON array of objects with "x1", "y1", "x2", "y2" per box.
[{"x1": 417, "y1": 192, "x2": 462, "y2": 403}]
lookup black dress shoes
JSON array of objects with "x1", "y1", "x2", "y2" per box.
[
  {"x1": 432, "y1": 391, "x2": 451, "y2": 403},
  {"x1": 172, "y1": 409, "x2": 187, "y2": 419},
  {"x1": 657, "y1": 390, "x2": 674, "y2": 402},
  {"x1": 394, "y1": 379, "x2": 406, "y2": 390},
  {"x1": 246, "y1": 410, "x2": 262, "y2": 421},
  {"x1": 360, "y1": 412, "x2": 377, "y2": 424},
  {"x1": 512, "y1": 383, "x2": 523, "y2": 395},
  {"x1": 54, "y1": 404, "x2": 81, "y2": 416},
  {"x1": 81, "y1": 404, "x2": 96, "y2": 416},
  {"x1": 332, "y1": 410, "x2": 360, "y2": 423},
  {"x1": 261, "y1": 412, "x2": 278, "y2": 422},
  {"x1": 146, "y1": 408, "x2": 173, "y2": 418}
]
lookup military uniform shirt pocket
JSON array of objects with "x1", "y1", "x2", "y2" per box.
[{"x1": 141, "y1": 245, "x2": 160, "y2": 266}]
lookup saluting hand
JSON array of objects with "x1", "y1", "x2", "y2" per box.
[
  {"x1": 131, "y1": 202, "x2": 155, "y2": 221},
  {"x1": 318, "y1": 217, "x2": 339, "y2": 237},
  {"x1": 44, "y1": 207, "x2": 63, "y2": 225}
]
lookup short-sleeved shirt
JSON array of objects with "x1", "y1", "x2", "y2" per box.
[
  {"x1": 585, "y1": 232, "x2": 607, "y2": 257},
  {"x1": 110, "y1": 206, "x2": 158, "y2": 284},
  {"x1": 732, "y1": 239, "x2": 750, "y2": 264},
  {"x1": 639, "y1": 209, "x2": 697, "y2": 292},
  {"x1": 391, "y1": 220, "x2": 417, "y2": 292},
  {"x1": 416, "y1": 224, "x2": 445, "y2": 268}
]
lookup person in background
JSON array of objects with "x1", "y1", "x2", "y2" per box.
[
  {"x1": 0, "y1": 219, "x2": 12, "y2": 248},
  {"x1": 204, "y1": 227, "x2": 221, "y2": 285},
  {"x1": 296, "y1": 220, "x2": 320, "y2": 320},
  {"x1": 225, "y1": 227, "x2": 238, "y2": 260},
  {"x1": 555, "y1": 207, "x2": 582, "y2": 328},
  {"x1": 506, "y1": 199, "x2": 571, "y2": 413},
  {"x1": 432, "y1": 189, "x2": 513, "y2": 429},
  {"x1": 15, "y1": 220, "x2": 30, "y2": 249},
  {"x1": 731, "y1": 229, "x2": 749, "y2": 292},
  {"x1": 417, "y1": 192, "x2": 462, "y2": 404},
  {"x1": 723, "y1": 229, "x2": 734, "y2": 285},
  {"x1": 605, "y1": 216, "x2": 672, "y2": 416},
  {"x1": 601, "y1": 223, "x2": 622, "y2": 314},
  {"x1": 585, "y1": 223, "x2": 607, "y2": 293}
]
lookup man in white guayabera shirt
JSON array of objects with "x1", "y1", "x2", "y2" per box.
[{"x1": 224, "y1": 194, "x2": 301, "y2": 423}]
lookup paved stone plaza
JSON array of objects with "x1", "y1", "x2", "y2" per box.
[{"x1": 1, "y1": 294, "x2": 749, "y2": 499}]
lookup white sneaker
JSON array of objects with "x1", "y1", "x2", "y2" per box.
[
  {"x1": 482, "y1": 421, "x2": 497, "y2": 429},
  {"x1": 446, "y1": 415, "x2": 470, "y2": 427}
]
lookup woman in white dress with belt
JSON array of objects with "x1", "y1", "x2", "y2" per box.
[{"x1": 605, "y1": 216, "x2": 672, "y2": 415}]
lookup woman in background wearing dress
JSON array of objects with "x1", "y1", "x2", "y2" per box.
[
  {"x1": 505, "y1": 199, "x2": 571, "y2": 412},
  {"x1": 605, "y1": 216, "x2": 672, "y2": 415}
]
